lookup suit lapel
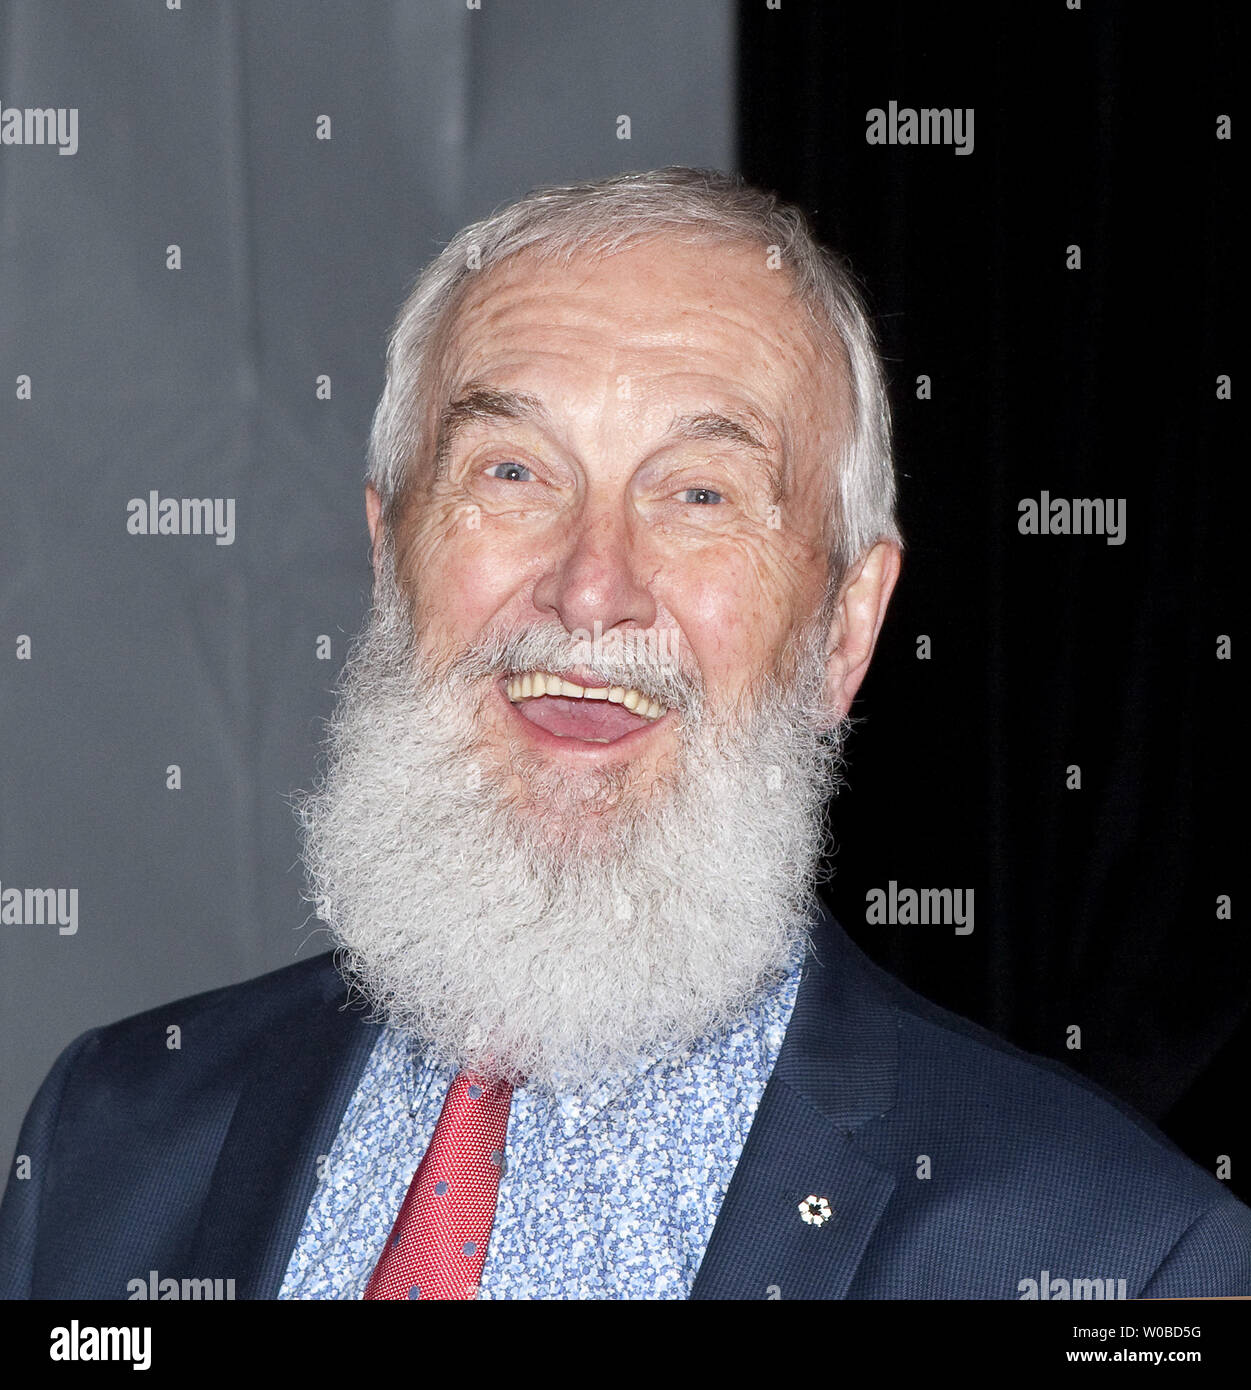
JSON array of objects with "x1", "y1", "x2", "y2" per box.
[
  {"x1": 185, "y1": 960, "x2": 381, "y2": 1298},
  {"x1": 690, "y1": 903, "x2": 900, "y2": 1299}
]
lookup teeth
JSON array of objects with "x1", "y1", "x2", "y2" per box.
[{"x1": 505, "y1": 671, "x2": 665, "y2": 720}]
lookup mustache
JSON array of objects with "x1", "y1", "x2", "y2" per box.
[{"x1": 439, "y1": 622, "x2": 704, "y2": 713}]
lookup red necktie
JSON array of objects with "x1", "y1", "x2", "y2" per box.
[{"x1": 363, "y1": 1071, "x2": 513, "y2": 1300}]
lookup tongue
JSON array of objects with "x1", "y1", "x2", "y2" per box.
[{"x1": 516, "y1": 695, "x2": 649, "y2": 742}]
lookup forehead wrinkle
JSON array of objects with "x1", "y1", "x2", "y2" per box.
[{"x1": 429, "y1": 246, "x2": 830, "y2": 502}]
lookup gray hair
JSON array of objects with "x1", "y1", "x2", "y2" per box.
[{"x1": 366, "y1": 166, "x2": 900, "y2": 581}]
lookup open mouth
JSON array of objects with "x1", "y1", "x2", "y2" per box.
[{"x1": 503, "y1": 669, "x2": 668, "y2": 744}]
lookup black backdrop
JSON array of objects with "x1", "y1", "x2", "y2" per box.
[{"x1": 738, "y1": 1, "x2": 1245, "y2": 1199}]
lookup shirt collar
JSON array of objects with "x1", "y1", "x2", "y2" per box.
[{"x1": 395, "y1": 937, "x2": 808, "y2": 1143}]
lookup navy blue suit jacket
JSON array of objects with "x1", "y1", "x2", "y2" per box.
[{"x1": 2, "y1": 903, "x2": 1248, "y2": 1299}]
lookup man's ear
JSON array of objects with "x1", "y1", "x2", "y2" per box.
[
  {"x1": 824, "y1": 540, "x2": 902, "y2": 720},
  {"x1": 365, "y1": 483, "x2": 385, "y2": 585}
]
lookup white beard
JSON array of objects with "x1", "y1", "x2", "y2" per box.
[{"x1": 296, "y1": 550, "x2": 847, "y2": 1095}]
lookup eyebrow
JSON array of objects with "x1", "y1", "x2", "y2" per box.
[
  {"x1": 667, "y1": 410, "x2": 769, "y2": 453},
  {"x1": 433, "y1": 385, "x2": 551, "y2": 477},
  {"x1": 665, "y1": 410, "x2": 784, "y2": 501},
  {"x1": 433, "y1": 381, "x2": 783, "y2": 496}
]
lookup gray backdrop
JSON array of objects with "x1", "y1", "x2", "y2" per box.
[{"x1": 0, "y1": 0, "x2": 733, "y2": 1173}]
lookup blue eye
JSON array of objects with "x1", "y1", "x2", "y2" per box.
[
  {"x1": 682, "y1": 487, "x2": 723, "y2": 505},
  {"x1": 486, "y1": 461, "x2": 533, "y2": 482}
]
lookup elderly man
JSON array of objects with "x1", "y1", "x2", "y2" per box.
[{"x1": 1, "y1": 169, "x2": 1247, "y2": 1301}]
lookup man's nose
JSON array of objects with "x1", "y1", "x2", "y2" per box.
[{"x1": 530, "y1": 501, "x2": 656, "y2": 638}]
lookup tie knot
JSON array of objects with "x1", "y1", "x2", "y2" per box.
[{"x1": 458, "y1": 1071, "x2": 511, "y2": 1103}]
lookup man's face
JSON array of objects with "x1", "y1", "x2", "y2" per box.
[
  {"x1": 372, "y1": 237, "x2": 849, "y2": 824},
  {"x1": 309, "y1": 232, "x2": 898, "y2": 1086}
]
